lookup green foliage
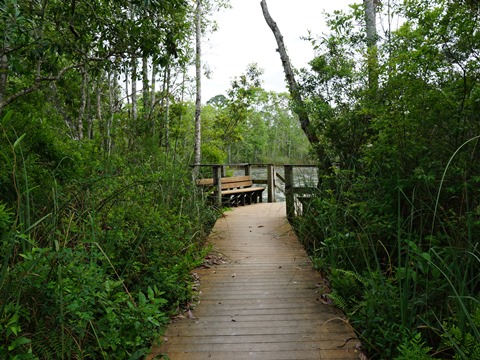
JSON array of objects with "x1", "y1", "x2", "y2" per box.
[
  {"x1": 328, "y1": 268, "x2": 405, "y2": 358},
  {"x1": 204, "y1": 64, "x2": 311, "y2": 164},
  {"x1": 441, "y1": 306, "x2": 480, "y2": 360},
  {"x1": 394, "y1": 333, "x2": 433, "y2": 360},
  {"x1": 294, "y1": 0, "x2": 480, "y2": 358},
  {"x1": 0, "y1": 110, "x2": 218, "y2": 358},
  {"x1": 0, "y1": 202, "x2": 13, "y2": 237}
]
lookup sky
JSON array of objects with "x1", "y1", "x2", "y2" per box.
[{"x1": 201, "y1": 0, "x2": 356, "y2": 101}]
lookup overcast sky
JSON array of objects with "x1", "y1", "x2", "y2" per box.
[{"x1": 201, "y1": 0, "x2": 357, "y2": 101}]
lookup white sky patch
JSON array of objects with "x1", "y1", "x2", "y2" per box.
[{"x1": 201, "y1": 0, "x2": 357, "y2": 102}]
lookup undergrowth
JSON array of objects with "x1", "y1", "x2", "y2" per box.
[
  {"x1": 294, "y1": 140, "x2": 480, "y2": 359},
  {"x1": 0, "y1": 113, "x2": 217, "y2": 358}
]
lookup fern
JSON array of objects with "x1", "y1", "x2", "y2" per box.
[
  {"x1": 394, "y1": 332, "x2": 432, "y2": 360},
  {"x1": 442, "y1": 305, "x2": 480, "y2": 360},
  {"x1": 328, "y1": 268, "x2": 367, "y2": 313},
  {"x1": 327, "y1": 291, "x2": 349, "y2": 312},
  {"x1": 31, "y1": 318, "x2": 81, "y2": 360}
]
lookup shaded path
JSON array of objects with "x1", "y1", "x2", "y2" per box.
[{"x1": 149, "y1": 202, "x2": 360, "y2": 360}]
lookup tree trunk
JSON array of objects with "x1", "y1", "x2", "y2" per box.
[
  {"x1": 260, "y1": 0, "x2": 332, "y2": 181},
  {"x1": 50, "y1": 82, "x2": 76, "y2": 138},
  {"x1": 107, "y1": 71, "x2": 118, "y2": 155},
  {"x1": 85, "y1": 70, "x2": 93, "y2": 139},
  {"x1": 165, "y1": 64, "x2": 171, "y2": 151},
  {"x1": 364, "y1": 0, "x2": 378, "y2": 93},
  {"x1": 95, "y1": 80, "x2": 102, "y2": 143},
  {"x1": 158, "y1": 66, "x2": 167, "y2": 146},
  {"x1": 125, "y1": 64, "x2": 130, "y2": 116},
  {"x1": 0, "y1": 50, "x2": 8, "y2": 114},
  {"x1": 260, "y1": 0, "x2": 318, "y2": 146},
  {"x1": 77, "y1": 67, "x2": 87, "y2": 140},
  {"x1": 131, "y1": 56, "x2": 138, "y2": 121},
  {"x1": 151, "y1": 63, "x2": 157, "y2": 107},
  {"x1": 142, "y1": 55, "x2": 150, "y2": 120},
  {"x1": 151, "y1": 63, "x2": 157, "y2": 135},
  {"x1": 193, "y1": 0, "x2": 202, "y2": 168}
]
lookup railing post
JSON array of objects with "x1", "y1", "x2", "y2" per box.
[
  {"x1": 285, "y1": 165, "x2": 294, "y2": 221},
  {"x1": 244, "y1": 164, "x2": 251, "y2": 176},
  {"x1": 267, "y1": 164, "x2": 275, "y2": 203},
  {"x1": 212, "y1": 165, "x2": 222, "y2": 208}
]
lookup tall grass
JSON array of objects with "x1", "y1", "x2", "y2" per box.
[
  {"x1": 0, "y1": 125, "x2": 217, "y2": 358},
  {"x1": 293, "y1": 150, "x2": 480, "y2": 358}
]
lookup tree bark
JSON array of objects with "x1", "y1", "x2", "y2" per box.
[
  {"x1": 151, "y1": 63, "x2": 157, "y2": 109},
  {"x1": 260, "y1": 0, "x2": 318, "y2": 146},
  {"x1": 77, "y1": 67, "x2": 87, "y2": 140},
  {"x1": 193, "y1": 0, "x2": 202, "y2": 168},
  {"x1": 142, "y1": 55, "x2": 150, "y2": 120},
  {"x1": 364, "y1": 0, "x2": 378, "y2": 93},
  {"x1": 0, "y1": 51, "x2": 7, "y2": 114},
  {"x1": 95, "y1": 80, "x2": 102, "y2": 142},
  {"x1": 164, "y1": 64, "x2": 171, "y2": 152},
  {"x1": 150, "y1": 62, "x2": 157, "y2": 135},
  {"x1": 131, "y1": 56, "x2": 138, "y2": 121},
  {"x1": 261, "y1": 0, "x2": 333, "y2": 182},
  {"x1": 107, "y1": 71, "x2": 118, "y2": 155}
]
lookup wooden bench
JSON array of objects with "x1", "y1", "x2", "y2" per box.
[{"x1": 197, "y1": 175, "x2": 265, "y2": 206}]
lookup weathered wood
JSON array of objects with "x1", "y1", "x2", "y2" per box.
[
  {"x1": 267, "y1": 164, "x2": 275, "y2": 203},
  {"x1": 197, "y1": 175, "x2": 265, "y2": 206},
  {"x1": 213, "y1": 165, "x2": 222, "y2": 207},
  {"x1": 148, "y1": 203, "x2": 360, "y2": 360},
  {"x1": 284, "y1": 165, "x2": 295, "y2": 222}
]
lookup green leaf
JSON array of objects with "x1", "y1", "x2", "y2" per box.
[
  {"x1": 1, "y1": 110, "x2": 13, "y2": 124},
  {"x1": 8, "y1": 337, "x2": 31, "y2": 351},
  {"x1": 13, "y1": 133, "x2": 26, "y2": 148}
]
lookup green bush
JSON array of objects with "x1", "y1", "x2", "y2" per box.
[{"x1": 0, "y1": 118, "x2": 218, "y2": 358}]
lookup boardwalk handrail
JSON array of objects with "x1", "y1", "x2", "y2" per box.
[
  {"x1": 192, "y1": 163, "x2": 318, "y2": 219},
  {"x1": 191, "y1": 163, "x2": 276, "y2": 206},
  {"x1": 284, "y1": 165, "x2": 318, "y2": 221}
]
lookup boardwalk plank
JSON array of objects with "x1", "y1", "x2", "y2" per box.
[{"x1": 148, "y1": 203, "x2": 361, "y2": 360}]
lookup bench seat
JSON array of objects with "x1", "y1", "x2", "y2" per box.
[{"x1": 197, "y1": 175, "x2": 265, "y2": 206}]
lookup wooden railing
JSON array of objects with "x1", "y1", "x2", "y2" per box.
[
  {"x1": 192, "y1": 163, "x2": 318, "y2": 221},
  {"x1": 283, "y1": 165, "x2": 318, "y2": 221}
]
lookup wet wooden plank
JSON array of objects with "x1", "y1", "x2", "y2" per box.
[{"x1": 148, "y1": 203, "x2": 361, "y2": 360}]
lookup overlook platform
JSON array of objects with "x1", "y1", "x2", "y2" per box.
[{"x1": 148, "y1": 202, "x2": 361, "y2": 360}]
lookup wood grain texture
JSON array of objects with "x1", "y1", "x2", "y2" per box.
[{"x1": 148, "y1": 202, "x2": 362, "y2": 360}]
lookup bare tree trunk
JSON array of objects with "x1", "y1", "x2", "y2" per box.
[
  {"x1": 125, "y1": 64, "x2": 130, "y2": 116},
  {"x1": 260, "y1": 0, "x2": 332, "y2": 180},
  {"x1": 85, "y1": 70, "x2": 93, "y2": 139},
  {"x1": 131, "y1": 56, "x2": 138, "y2": 121},
  {"x1": 151, "y1": 63, "x2": 157, "y2": 135},
  {"x1": 158, "y1": 66, "x2": 167, "y2": 146},
  {"x1": 95, "y1": 80, "x2": 102, "y2": 142},
  {"x1": 107, "y1": 71, "x2": 118, "y2": 155},
  {"x1": 0, "y1": 50, "x2": 8, "y2": 114},
  {"x1": 151, "y1": 64, "x2": 157, "y2": 108},
  {"x1": 260, "y1": 0, "x2": 318, "y2": 146},
  {"x1": 50, "y1": 82, "x2": 76, "y2": 138},
  {"x1": 142, "y1": 55, "x2": 150, "y2": 120},
  {"x1": 364, "y1": 0, "x2": 378, "y2": 93},
  {"x1": 193, "y1": 0, "x2": 202, "y2": 168},
  {"x1": 77, "y1": 67, "x2": 87, "y2": 140},
  {"x1": 165, "y1": 64, "x2": 171, "y2": 152}
]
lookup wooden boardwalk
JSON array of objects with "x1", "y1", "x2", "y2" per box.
[{"x1": 149, "y1": 202, "x2": 361, "y2": 360}]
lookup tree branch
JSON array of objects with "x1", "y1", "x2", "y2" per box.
[
  {"x1": 0, "y1": 54, "x2": 117, "y2": 111},
  {"x1": 260, "y1": 0, "x2": 319, "y2": 145}
]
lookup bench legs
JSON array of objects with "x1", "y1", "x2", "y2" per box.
[{"x1": 220, "y1": 190, "x2": 265, "y2": 207}]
